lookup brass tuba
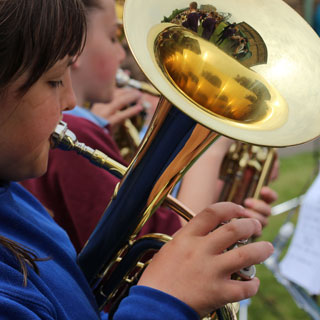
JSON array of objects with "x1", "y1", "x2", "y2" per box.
[
  {"x1": 52, "y1": 0, "x2": 320, "y2": 318},
  {"x1": 218, "y1": 142, "x2": 276, "y2": 204}
]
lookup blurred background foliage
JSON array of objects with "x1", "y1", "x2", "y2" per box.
[{"x1": 249, "y1": 147, "x2": 320, "y2": 319}]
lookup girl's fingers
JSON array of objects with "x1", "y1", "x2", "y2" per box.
[
  {"x1": 177, "y1": 202, "x2": 249, "y2": 237},
  {"x1": 244, "y1": 198, "x2": 271, "y2": 218},
  {"x1": 220, "y1": 277, "x2": 261, "y2": 303},
  {"x1": 244, "y1": 209, "x2": 268, "y2": 227},
  {"x1": 206, "y1": 218, "x2": 262, "y2": 253},
  {"x1": 92, "y1": 88, "x2": 142, "y2": 119},
  {"x1": 108, "y1": 105, "x2": 143, "y2": 125},
  {"x1": 259, "y1": 186, "x2": 278, "y2": 204},
  {"x1": 216, "y1": 241, "x2": 273, "y2": 277},
  {"x1": 108, "y1": 90, "x2": 142, "y2": 112},
  {"x1": 244, "y1": 196, "x2": 276, "y2": 227}
]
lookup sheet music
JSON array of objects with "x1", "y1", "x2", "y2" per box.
[{"x1": 279, "y1": 173, "x2": 320, "y2": 294}]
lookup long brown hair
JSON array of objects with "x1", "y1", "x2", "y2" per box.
[
  {"x1": 0, "y1": 0, "x2": 87, "y2": 284},
  {"x1": 0, "y1": 236, "x2": 47, "y2": 286}
]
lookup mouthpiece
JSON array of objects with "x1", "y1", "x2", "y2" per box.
[{"x1": 51, "y1": 121, "x2": 127, "y2": 178}]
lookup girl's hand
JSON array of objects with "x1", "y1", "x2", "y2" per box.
[
  {"x1": 90, "y1": 87, "x2": 143, "y2": 128},
  {"x1": 244, "y1": 186, "x2": 278, "y2": 228},
  {"x1": 138, "y1": 202, "x2": 273, "y2": 317}
]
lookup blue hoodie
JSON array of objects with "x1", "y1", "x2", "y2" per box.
[{"x1": 0, "y1": 182, "x2": 198, "y2": 319}]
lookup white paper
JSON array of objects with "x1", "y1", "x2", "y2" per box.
[{"x1": 279, "y1": 173, "x2": 320, "y2": 294}]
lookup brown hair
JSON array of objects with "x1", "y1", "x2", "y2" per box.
[
  {"x1": 0, "y1": 0, "x2": 87, "y2": 284},
  {"x1": 0, "y1": 0, "x2": 87, "y2": 94},
  {"x1": 189, "y1": 1, "x2": 198, "y2": 10},
  {"x1": 0, "y1": 236, "x2": 48, "y2": 286},
  {"x1": 82, "y1": 0, "x2": 103, "y2": 10}
]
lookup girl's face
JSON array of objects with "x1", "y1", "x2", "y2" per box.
[
  {"x1": 72, "y1": 0, "x2": 125, "y2": 104},
  {"x1": 0, "y1": 58, "x2": 76, "y2": 181}
]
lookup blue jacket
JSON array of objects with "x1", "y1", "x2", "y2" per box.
[{"x1": 0, "y1": 182, "x2": 198, "y2": 319}]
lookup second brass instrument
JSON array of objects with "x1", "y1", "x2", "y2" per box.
[
  {"x1": 113, "y1": 69, "x2": 160, "y2": 162},
  {"x1": 218, "y1": 142, "x2": 276, "y2": 204},
  {"x1": 116, "y1": 68, "x2": 160, "y2": 97}
]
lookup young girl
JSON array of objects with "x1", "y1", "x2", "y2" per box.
[
  {"x1": 0, "y1": 0, "x2": 273, "y2": 318},
  {"x1": 0, "y1": 1, "x2": 103, "y2": 318}
]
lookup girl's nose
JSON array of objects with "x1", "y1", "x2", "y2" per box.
[{"x1": 61, "y1": 69, "x2": 76, "y2": 112}]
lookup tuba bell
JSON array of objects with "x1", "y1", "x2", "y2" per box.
[{"x1": 52, "y1": 0, "x2": 320, "y2": 319}]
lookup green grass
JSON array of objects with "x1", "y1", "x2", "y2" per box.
[{"x1": 249, "y1": 151, "x2": 319, "y2": 319}]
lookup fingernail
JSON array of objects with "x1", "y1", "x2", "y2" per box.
[
  {"x1": 267, "y1": 241, "x2": 274, "y2": 251},
  {"x1": 141, "y1": 100, "x2": 152, "y2": 109},
  {"x1": 237, "y1": 205, "x2": 245, "y2": 213}
]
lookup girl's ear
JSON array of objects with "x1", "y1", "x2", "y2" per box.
[{"x1": 71, "y1": 55, "x2": 82, "y2": 69}]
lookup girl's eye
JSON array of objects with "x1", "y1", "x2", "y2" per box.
[
  {"x1": 48, "y1": 80, "x2": 64, "y2": 88},
  {"x1": 111, "y1": 31, "x2": 120, "y2": 43}
]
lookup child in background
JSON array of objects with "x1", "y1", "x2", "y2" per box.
[{"x1": 0, "y1": 0, "x2": 273, "y2": 319}]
